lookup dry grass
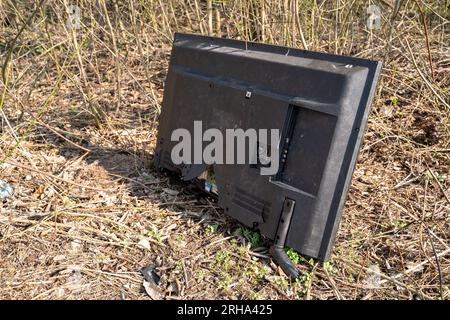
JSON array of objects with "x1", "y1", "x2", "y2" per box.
[{"x1": 0, "y1": 0, "x2": 448, "y2": 300}]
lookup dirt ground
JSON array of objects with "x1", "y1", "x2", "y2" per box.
[{"x1": 0, "y1": 1, "x2": 449, "y2": 300}]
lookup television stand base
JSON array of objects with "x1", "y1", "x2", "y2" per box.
[{"x1": 270, "y1": 245, "x2": 300, "y2": 279}]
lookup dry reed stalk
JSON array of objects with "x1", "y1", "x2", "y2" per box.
[
  {"x1": 207, "y1": 0, "x2": 213, "y2": 36},
  {"x1": 99, "y1": 0, "x2": 121, "y2": 114},
  {"x1": 215, "y1": 6, "x2": 221, "y2": 37}
]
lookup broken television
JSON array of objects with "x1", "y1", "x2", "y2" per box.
[{"x1": 155, "y1": 33, "x2": 382, "y2": 277}]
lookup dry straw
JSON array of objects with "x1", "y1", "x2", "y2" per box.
[{"x1": 0, "y1": 0, "x2": 448, "y2": 300}]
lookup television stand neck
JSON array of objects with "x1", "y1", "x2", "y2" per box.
[{"x1": 270, "y1": 198, "x2": 300, "y2": 279}]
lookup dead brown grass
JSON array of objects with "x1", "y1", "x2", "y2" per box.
[{"x1": 0, "y1": 0, "x2": 448, "y2": 300}]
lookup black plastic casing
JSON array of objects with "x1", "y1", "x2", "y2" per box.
[{"x1": 155, "y1": 33, "x2": 382, "y2": 260}]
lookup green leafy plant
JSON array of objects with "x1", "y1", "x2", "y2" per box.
[
  {"x1": 285, "y1": 247, "x2": 300, "y2": 264},
  {"x1": 391, "y1": 96, "x2": 398, "y2": 106},
  {"x1": 240, "y1": 227, "x2": 262, "y2": 248},
  {"x1": 295, "y1": 272, "x2": 313, "y2": 298},
  {"x1": 218, "y1": 272, "x2": 233, "y2": 290},
  {"x1": 148, "y1": 225, "x2": 162, "y2": 242},
  {"x1": 248, "y1": 292, "x2": 262, "y2": 300},
  {"x1": 323, "y1": 261, "x2": 335, "y2": 274},
  {"x1": 206, "y1": 223, "x2": 219, "y2": 235},
  {"x1": 215, "y1": 250, "x2": 230, "y2": 264},
  {"x1": 196, "y1": 270, "x2": 206, "y2": 281}
]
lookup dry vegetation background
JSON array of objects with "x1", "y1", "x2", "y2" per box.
[{"x1": 0, "y1": 0, "x2": 448, "y2": 300}]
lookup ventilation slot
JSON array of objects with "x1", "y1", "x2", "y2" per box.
[{"x1": 232, "y1": 188, "x2": 271, "y2": 221}]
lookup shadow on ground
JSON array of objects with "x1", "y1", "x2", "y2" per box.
[{"x1": 35, "y1": 110, "x2": 254, "y2": 246}]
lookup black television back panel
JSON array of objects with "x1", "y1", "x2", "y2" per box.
[{"x1": 155, "y1": 33, "x2": 381, "y2": 268}]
